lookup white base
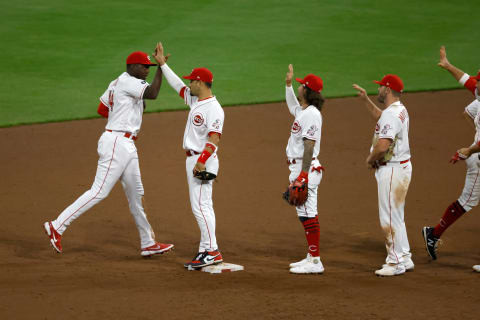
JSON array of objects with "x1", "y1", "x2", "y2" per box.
[{"x1": 201, "y1": 262, "x2": 244, "y2": 274}]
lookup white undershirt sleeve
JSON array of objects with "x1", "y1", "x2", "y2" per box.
[
  {"x1": 160, "y1": 63, "x2": 186, "y2": 94},
  {"x1": 459, "y1": 73, "x2": 470, "y2": 86},
  {"x1": 286, "y1": 85, "x2": 301, "y2": 116}
]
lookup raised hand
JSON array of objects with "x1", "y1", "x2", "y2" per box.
[
  {"x1": 286, "y1": 64, "x2": 294, "y2": 86},
  {"x1": 438, "y1": 45, "x2": 450, "y2": 69},
  {"x1": 353, "y1": 84, "x2": 368, "y2": 100},
  {"x1": 153, "y1": 42, "x2": 170, "y2": 66}
]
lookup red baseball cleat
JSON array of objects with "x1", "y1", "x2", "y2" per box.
[
  {"x1": 43, "y1": 221, "x2": 62, "y2": 253},
  {"x1": 141, "y1": 242, "x2": 174, "y2": 257}
]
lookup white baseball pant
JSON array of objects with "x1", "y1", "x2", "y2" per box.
[
  {"x1": 186, "y1": 153, "x2": 219, "y2": 252},
  {"x1": 375, "y1": 161, "x2": 412, "y2": 265},
  {"x1": 288, "y1": 159, "x2": 323, "y2": 218},
  {"x1": 52, "y1": 131, "x2": 156, "y2": 248},
  {"x1": 457, "y1": 154, "x2": 480, "y2": 212}
]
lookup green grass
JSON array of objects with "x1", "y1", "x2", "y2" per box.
[{"x1": 1, "y1": 0, "x2": 479, "y2": 127}]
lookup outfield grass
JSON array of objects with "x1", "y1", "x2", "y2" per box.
[{"x1": 1, "y1": 0, "x2": 479, "y2": 127}]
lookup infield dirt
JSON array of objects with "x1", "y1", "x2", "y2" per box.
[{"x1": 1, "y1": 90, "x2": 479, "y2": 319}]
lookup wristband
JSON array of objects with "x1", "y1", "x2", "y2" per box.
[
  {"x1": 297, "y1": 171, "x2": 308, "y2": 182},
  {"x1": 197, "y1": 142, "x2": 217, "y2": 164}
]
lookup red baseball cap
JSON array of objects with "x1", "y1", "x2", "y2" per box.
[
  {"x1": 182, "y1": 68, "x2": 213, "y2": 83},
  {"x1": 295, "y1": 74, "x2": 323, "y2": 93},
  {"x1": 126, "y1": 51, "x2": 157, "y2": 66},
  {"x1": 374, "y1": 74, "x2": 404, "y2": 92}
]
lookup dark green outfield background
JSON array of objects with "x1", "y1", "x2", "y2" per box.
[{"x1": 1, "y1": 0, "x2": 479, "y2": 127}]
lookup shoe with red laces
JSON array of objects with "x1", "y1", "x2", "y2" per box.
[
  {"x1": 141, "y1": 242, "x2": 174, "y2": 257},
  {"x1": 43, "y1": 221, "x2": 62, "y2": 253},
  {"x1": 184, "y1": 250, "x2": 223, "y2": 269}
]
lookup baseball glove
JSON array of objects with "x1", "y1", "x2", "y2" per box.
[
  {"x1": 193, "y1": 170, "x2": 217, "y2": 181},
  {"x1": 283, "y1": 180, "x2": 308, "y2": 206}
]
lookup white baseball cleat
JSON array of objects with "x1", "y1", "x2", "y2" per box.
[
  {"x1": 472, "y1": 265, "x2": 480, "y2": 272},
  {"x1": 289, "y1": 253, "x2": 312, "y2": 268},
  {"x1": 375, "y1": 264, "x2": 406, "y2": 277},
  {"x1": 290, "y1": 256, "x2": 324, "y2": 274},
  {"x1": 383, "y1": 259, "x2": 414, "y2": 272}
]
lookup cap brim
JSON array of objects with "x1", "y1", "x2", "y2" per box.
[
  {"x1": 295, "y1": 77, "x2": 305, "y2": 84},
  {"x1": 182, "y1": 75, "x2": 194, "y2": 80},
  {"x1": 373, "y1": 80, "x2": 384, "y2": 86}
]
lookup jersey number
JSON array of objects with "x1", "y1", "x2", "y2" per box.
[{"x1": 108, "y1": 90, "x2": 114, "y2": 112}]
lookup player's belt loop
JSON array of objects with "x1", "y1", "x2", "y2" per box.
[{"x1": 186, "y1": 150, "x2": 201, "y2": 157}]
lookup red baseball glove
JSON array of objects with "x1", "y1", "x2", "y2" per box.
[{"x1": 283, "y1": 171, "x2": 308, "y2": 206}]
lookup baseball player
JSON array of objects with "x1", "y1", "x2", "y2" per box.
[
  {"x1": 422, "y1": 46, "x2": 480, "y2": 273},
  {"x1": 284, "y1": 64, "x2": 325, "y2": 274},
  {"x1": 353, "y1": 74, "x2": 413, "y2": 277},
  {"x1": 155, "y1": 42, "x2": 225, "y2": 269},
  {"x1": 43, "y1": 44, "x2": 174, "y2": 257}
]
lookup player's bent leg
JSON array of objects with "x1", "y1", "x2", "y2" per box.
[
  {"x1": 457, "y1": 155, "x2": 480, "y2": 212},
  {"x1": 52, "y1": 142, "x2": 125, "y2": 235}
]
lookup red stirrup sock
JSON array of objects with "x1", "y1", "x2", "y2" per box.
[
  {"x1": 299, "y1": 216, "x2": 320, "y2": 257},
  {"x1": 433, "y1": 200, "x2": 466, "y2": 238}
]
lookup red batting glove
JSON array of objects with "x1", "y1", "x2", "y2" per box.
[{"x1": 450, "y1": 151, "x2": 467, "y2": 164}]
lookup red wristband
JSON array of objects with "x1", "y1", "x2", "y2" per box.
[
  {"x1": 197, "y1": 149, "x2": 212, "y2": 164},
  {"x1": 297, "y1": 171, "x2": 308, "y2": 181}
]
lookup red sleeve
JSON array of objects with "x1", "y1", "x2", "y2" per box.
[
  {"x1": 179, "y1": 86, "x2": 186, "y2": 99},
  {"x1": 464, "y1": 77, "x2": 477, "y2": 95},
  {"x1": 97, "y1": 102, "x2": 109, "y2": 118},
  {"x1": 208, "y1": 131, "x2": 221, "y2": 137}
]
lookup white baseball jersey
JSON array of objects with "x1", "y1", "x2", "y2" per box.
[
  {"x1": 372, "y1": 101, "x2": 410, "y2": 162},
  {"x1": 181, "y1": 87, "x2": 224, "y2": 152},
  {"x1": 99, "y1": 72, "x2": 149, "y2": 134},
  {"x1": 285, "y1": 86, "x2": 322, "y2": 158},
  {"x1": 460, "y1": 73, "x2": 480, "y2": 145}
]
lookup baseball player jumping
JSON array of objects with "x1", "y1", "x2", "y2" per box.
[
  {"x1": 284, "y1": 64, "x2": 325, "y2": 274},
  {"x1": 43, "y1": 44, "x2": 174, "y2": 257},
  {"x1": 353, "y1": 74, "x2": 413, "y2": 277},
  {"x1": 155, "y1": 42, "x2": 225, "y2": 269},
  {"x1": 422, "y1": 46, "x2": 480, "y2": 273}
]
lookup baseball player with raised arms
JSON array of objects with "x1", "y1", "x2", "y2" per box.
[
  {"x1": 353, "y1": 74, "x2": 413, "y2": 277},
  {"x1": 284, "y1": 64, "x2": 325, "y2": 274},
  {"x1": 43, "y1": 44, "x2": 174, "y2": 257},
  {"x1": 422, "y1": 46, "x2": 480, "y2": 273},
  {"x1": 155, "y1": 42, "x2": 225, "y2": 269}
]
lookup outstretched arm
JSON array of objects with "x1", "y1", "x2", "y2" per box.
[
  {"x1": 352, "y1": 84, "x2": 382, "y2": 121},
  {"x1": 153, "y1": 42, "x2": 186, "y2": 94},
  {"x1": 438, "y1": 46, "x2": 465, "y2": 81},
  {"x1": 143, "y1": 42, "x2": 169, "y2": 99}
]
